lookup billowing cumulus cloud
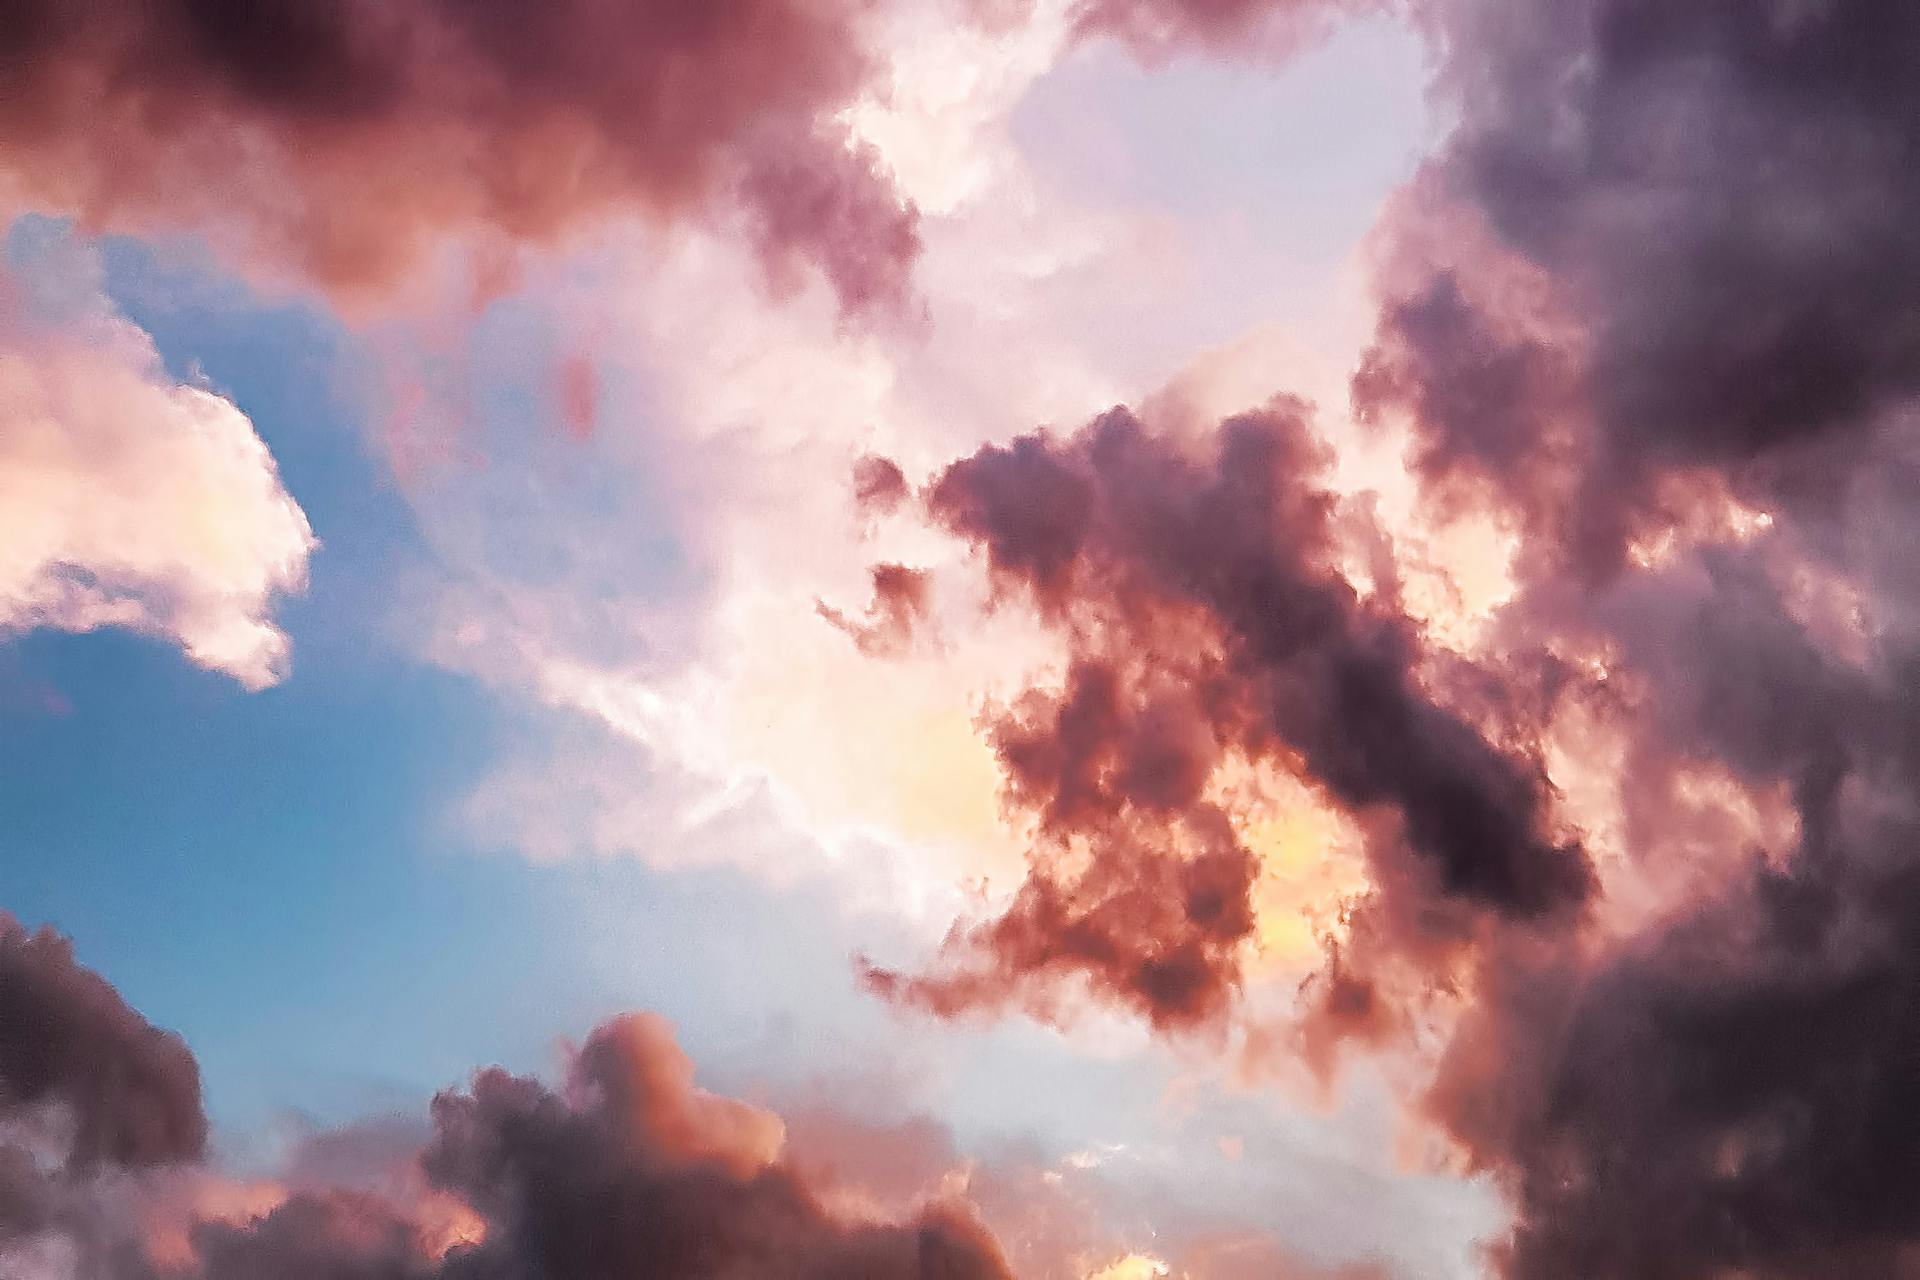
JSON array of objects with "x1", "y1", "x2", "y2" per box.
[
  {"x1": 0, "y1": 916, "x2": 1012, "y2": 1280},
  {"x1": 1362, "y1": 0, "x2": 1920, "y2": 577},
  {"x1": 2, "y1": 907, "x2": 1423, "y2": 1276},
  {"x1": 1335, "y1": 0, "x2": 1920, "y2": 1274},
  {"x1": 861, "y1": 403, "x2": 1587, "y2": 1032},
  {"x1": 0, "y1": 237, "x2": 314, "y2": 688},
  {"x1": 0, "y1": 0, "x2": 919, "y2": 315},
  {"x1": 0, "y1": 914, "x2": 206, "y2": 1174}
]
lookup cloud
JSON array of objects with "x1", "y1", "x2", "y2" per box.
[
  {"x1": 0, "y1": 232, "x2": 313, "y2": 688},
  {"x1": 854, "y1": 455, "x2": 913, "y2": 517},
  {"x1": 418, "y1": 1015, "x2": 1009, "y2": 1279},
  {"x1": 794, "y1": 7, "x2": 1920, "y2": 1264},
  {"x1": 1361, "y1": 0, "x2": 1920, "y2": 575},
  {"x1": 2, "y1": 906, "x2": 1454, "y2": 1277},
  {"x1": 46, "y1": 3, "x2": 1920, "y2": 1271},
  {"x1": 0, "y1": 0, "x2": 919, "y2": 316},
  {"x1": 861, "y1": 403, "x2": 1587, "y2": 1032},
  {"x1": 0, "y1": 914, "x2": 206, "y2": 1175},
  {"x1": 0, "y1": 915, "x2": 1012, "y2": 1280},
  {"x1": 1333, "y1": 1, "x2": 1920, "y2": 1272},
  {"x1": 1067, "y1": 0, "x2": 1382, "y2": 59},
  {"x1": 0, "y1": 912, "x2": 207, "y2": 1280},
  {"x1": 818, "y1": 563, "x2": 936, "y2": 658}
]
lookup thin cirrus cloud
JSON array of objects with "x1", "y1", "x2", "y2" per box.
[{"x1": 0, "y1": 233, "x2": 314, "y2": 690}]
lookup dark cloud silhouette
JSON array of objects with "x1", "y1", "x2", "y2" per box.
[
  {"x1": 1342, "y1": 2, "x2": 1920, "y2": 1271},
  {"x1": 0, "y1": 913, "x2": 206, "y2": 1172},
  {"x1": 417, "y1": 1015, "x2": 1009, "y2": 1280},
  {"x1": 1362, "y1": 0, "x2": 1920, "y2": 572},
  {"x1": 0, "y1": 920, "x2": 1010, "y2": 1279},
  {"x1": 174, "y1": 1191, "x2": 446, "y2": 1280},
  {"x1": 1402, "y1": 534, "x2": 1920, "y2": 1279},
  {"x1": 0, "y1": 0, "x2": 918, "y2": 314},
  {"x1": 143, "y1": 1016, "x2": 1011, "y2": 1279},
  {"x1": 862, "y1": 403, "x2": 1588, "y2": 1030},
  {"x1": 1435, "y1": 849, "x2": 1920, "y2": 1280}
]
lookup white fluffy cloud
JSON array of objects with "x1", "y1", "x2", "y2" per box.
[{"x1": 0, "y1": 237, "x2": 314, "y2": 688}]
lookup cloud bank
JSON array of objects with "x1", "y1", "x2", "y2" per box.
[{"x1": 0, "y1": 913, "x2": 1011, "y2": 1280}]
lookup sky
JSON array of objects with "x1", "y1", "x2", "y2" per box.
[{"x1": 0, "y1": 1, "x2": 1916, "y2": 1278}]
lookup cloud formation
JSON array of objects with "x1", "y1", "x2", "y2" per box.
[
  {"x1": 862, "y1": 403, "x2": 1586, "y2": 1031},
  {"x1": 0, "y1": 0, "x2": 919, "y2": 315},
  {"x1": 1346, "y1": 1, "x2": 1920, "y2": 1273},
  {"x1": 833, "y1": 4, "x2": 1920, "y2": 1274},
  {"x1": 0, "y1": 915, "x2": 206, "y2": 1174},
  {"x1": 0, "y1": 915, "x2": 1011, "y2": 1280},
  {"x1": 1362, "y1": 0, "x2": 1920, "y2": 576},
  {"x1": 0, "y1": 235, "x2": 313, "y2": 688},
  {"x1": 11, "y1": 0, "x2": 1920, "y2": 1274}
]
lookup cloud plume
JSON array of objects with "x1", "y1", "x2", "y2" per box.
[{"x1": 1361, "y1": 0, "x2": 1920, "y2": 575}]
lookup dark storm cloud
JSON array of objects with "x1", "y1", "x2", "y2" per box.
[
  {"x1": 847, "y1": 10, "x2": 1920, "y2": 1264},
  {"x1": 147, "y1": 1016, "x2": 1011, "y2": 1278},
  {"x1": 419, "y1": 1015, "x2": 1010, "y2": 1280},
  {"x1": 1363, "y1": 0, "x2": 1920, "y2": 571},
  {"x1": 1344, "y1": 3, "x2": 1920, "y2": 1268}
]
